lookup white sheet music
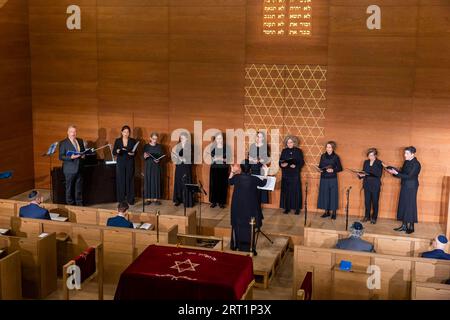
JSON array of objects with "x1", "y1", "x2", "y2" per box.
[{"x1": 252, "y1": 175, "x2": 276, "y2": 191}]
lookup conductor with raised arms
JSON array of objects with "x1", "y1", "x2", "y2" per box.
[{"x1": 59, "y1": 125, "x2": 86, "y2": 206}]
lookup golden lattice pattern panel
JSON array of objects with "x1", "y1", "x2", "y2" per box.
[{"x1": 244, "y1": 64, "x2": 327, "y2": 174}]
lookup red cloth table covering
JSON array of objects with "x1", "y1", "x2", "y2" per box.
[{"x1": 114, "y1": 245, "x2": 254, "y2": 300}]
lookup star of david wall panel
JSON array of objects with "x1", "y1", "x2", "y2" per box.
[{"x1": 244, "y1": 64, "x2": 327, "y2": 175}]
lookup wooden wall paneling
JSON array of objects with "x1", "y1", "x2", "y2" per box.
[
  {"x1": 0, "y1": 0, "x2": 34, "y2": 197},
  {"x1": 28, "y1": 0, "x2": 99, "y2": 188}
]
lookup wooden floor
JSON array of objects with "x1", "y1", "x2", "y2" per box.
[{"x1": 11, "y1": 189, "x2": 446, "y2": 300}]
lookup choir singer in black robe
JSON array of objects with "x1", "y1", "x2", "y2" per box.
[
  {"x1": 143, "y1": 132, "x2": 164, "y2": 205},
  {"x1": 229, "y1": 161, "x2": 267, "y2": 253},
  {"x1": 172, "y1": 132, "x2": 194, "y2": 207},
  {"x1": 113, "y1": 126, "x2": 137, "y2": 205},
  {"x1": 209, "y1": 132, "x2": 230, "y2": 209},
  {"x1": 279, "y1": 136, "x2": 305, "y2": 215},
  {"x1": 318, "y1": 141, "x2": 343, "y2": 220},
  {"x1": 249, "y1": 131, "x2": 271, "y2": 204},
  {"x1": 386, "y1": 146, "x2": 421, "y2": 234},
  {"x1": 357, "y1": 148, "x2": 383, "y2": 224}
]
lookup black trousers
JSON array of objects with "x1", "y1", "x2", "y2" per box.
[
  {"x1": 64, "y1": 172, "x2": 83, "y2": 206},
  {"x1": 116, "y1": 161, "x2": 135, "y2": 205},
  {"x1": 364, "y1": 188, "x2": 380, "y2": 220}
]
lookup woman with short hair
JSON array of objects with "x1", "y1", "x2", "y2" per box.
[
  {"x1": 318, "y1": 141, "x2": 343, "y2": 220},
  {"x1": 279, "y1": 135, "x2": 305, "y2": 215},
  {"x1": 358, "y1": 148, "x2": 383, "y2": 224},
  {"x1": 386, "y1": 146, "x2": 421, "y2": 234}
]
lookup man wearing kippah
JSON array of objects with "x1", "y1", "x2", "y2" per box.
[
  {"x1": 421, "y1": 235, "x2": 450, "y2": 260},
  {"x1": 19, "y1": 190, "x2": 51, "y2": 220},
  {"x1": 336, "y1": 221, "x2": 374, "y2": 252}
]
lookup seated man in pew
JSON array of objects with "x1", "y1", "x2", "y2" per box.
[
  {"x1": 19, "y1": 190, "x2": 50, "y2": 220},
  {"x1": 336, "y1": 221, "x2": 374, "y2": 252},
  {"x1": 106, "y1": 201, "x2": 133, "y2": 229},
  {"x1": 421, "y1": 235, "x2": 450, "y2": 260}
]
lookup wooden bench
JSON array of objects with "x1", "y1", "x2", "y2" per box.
[
  {"x1": 293, "y1": 245, "x2": 450, "y2": 300},
  {"x1": 0, "y1": 241, "x2": 22, "y2": 300},
  {"x1": 303, "y1": 225, "x2": 433, "y2": 257},
  {"x1": 0, "y1": 233, "x2": 57, "y2": 299},
  {"x1": 10, "y1": 217, "x2": 178, "y2": 284},
  {"x1": 62, "y1": 243, "x2": 103, "y2": 300}
]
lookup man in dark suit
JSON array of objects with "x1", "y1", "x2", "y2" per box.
[
  {"x1": 336, "y1": 221, "x2": 374, "y2": 252},
  {"x1": 107, "y1": 201, "x2": 133, "y2": 229},
  {"x1": 421, "y1": 235, "x2": 450, "y2": 260},
  {"x1": 19, "y1": 190, "x2": 50, "y2": 220},
  {"x1": 59, "y1": 125, "x2": 86, "y2": 206}
]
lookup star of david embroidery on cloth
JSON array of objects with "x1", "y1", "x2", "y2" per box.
[{"x1": 171, "y1": 259, "x2": 200, "y2": 273}]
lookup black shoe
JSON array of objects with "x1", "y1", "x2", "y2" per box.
[
  {"x1": 210, "y1": 203, "x2": 217, "y2": 208},
  {"x1": 154, "y1": 201, "x2": 161, "y2": 206},
  {"x1": 394, "y1": 224, "x2": 406, "y2": 232},
  {"x1": 145, "y1": 200, "x2": 152, "y2": 206},
  {"x1": 174, "y1": 201, "x2": 181, "y2": 207},
  {"x1": 295, "y1": 210, "x2": 300, "y2": 215},
  {"x1": 321, "y1": 211, "x2": 331, "y2": 218},
  {"x1": 370, "y1": 219, "x2": 377, "y2": 224},
  {"x1": 331, "y1": 211, "x2": 336, "y2": 220},
  {"x1": 252, "y1": 249, "x2": 258, "y2": 256},
  {"x1": 406, "y1": 223, "x2": 414, "y2": 234},
  {"x1": 219, "y1": 204, "x2": 226, "y2": 209},
  {"x1": 362, "y1": 216, "x2": 370, "y2": 223},
  {"x1": 283, "y1": 209, "x2": 289, "y2": 214}
]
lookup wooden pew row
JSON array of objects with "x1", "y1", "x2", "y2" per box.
[
  {"x1": 11, "y1": 217, "x2": 179, "y2": 284},
  {"x1": 304, "y1": 226, "x2": 433, "y2": 257},
  {"x1": 9, "y1": 199, "x2": 197, "y2": 236},
  {"x1": 0, "y1": 243, "x2": 22, "y2": 300},
  {"x1": 293, "y1": 245, "x2": 450, "y2": 300},
  {"x1": 0, "y1": 233, "x2": 56, "y2": 299}
]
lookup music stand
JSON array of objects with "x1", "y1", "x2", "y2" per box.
[
  {"x1": 304, "y1": 181, "x2": 308, "y2": 227},
  {"x1": 43, "y1": 142, "x2": 58, "y2": 202},
  {"x1": 345, "y1": 187, "x2": 352, "y2": 231},
  {"x1": 185, "y1": 182, "x2": 207, "y2": 234}
]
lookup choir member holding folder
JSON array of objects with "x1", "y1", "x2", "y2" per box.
[
  {"x1": 357, "y1": 148, "x2": 383, "y2": 224},
  {"x1": 279, "y1": 136, "x2": 305, "y2": 215},
  {"x1": 209, "y1": 132, "x2": 230, "y2": 209},
  {"x1": 143, "y1": 132, "x2": 165, "y2": 205},
  {"x1": 172, "y1": 132, "x2": 194, "y2": 207},
  {"x1": 113, "y1": 126, "x2": 138, "y2": 205},
  {"x1": 59, "y1": 125, "x2": 86, "y2": 206},
  {"x1": 318, "y1": 141, "x2": 343, "y2": 220},
  {"x1": 249, "y1": 131, "x2": 271, "y2": 204},
  {"x1": 385, "y1": 146, "x2": 421, "y2": 234}
]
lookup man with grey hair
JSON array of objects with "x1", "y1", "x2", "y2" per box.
[
  {"x1": 19, "y1": 190, "x2": 50, "y2": 220},
  {"x1": 336, "y1": 221, "x2": 374, "y2": 252},
  {"x1": 59, "y1": 125, "x2": 86, "y2": 206}
]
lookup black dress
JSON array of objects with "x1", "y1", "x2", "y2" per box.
[
  {"x1": 229, "y1": 173, "x2": 266, "y2": 252},
  {"x1": 173, "y1": 144, "x2": 194, "y2": 207},
  {"x1": 359, "y1": 159, "x2": 383, "y2": 220},
  {"x1": 144, "y1": 143, "x2": 164, "y2": 199},
  {"x1": 394, "y1": 157, "x2": 421, "y2": 223},
  {"x1": 279, "y1": 147, "x2": 305, "y2": 212},
  {"x1": 249, "y1": 143, "x2": 271, "y2": 204},
  {"x1": 113, "y1": 137, "x2": 137, "y2": 204},
  {"x1": 209, "y1": 144, "x2": 230, "y2": 205},
  {"x1": 317, "y1": 152, "x2": 343, "y2": 211}
]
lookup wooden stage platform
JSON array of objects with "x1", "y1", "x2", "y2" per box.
[
  {"x1": 11, "y1": 189, "x2": 446, "y2": 246},
  {"x1": 10, "y1": 189, "x2": 447, "y2": 290}
]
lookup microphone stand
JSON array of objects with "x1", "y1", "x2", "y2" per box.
[
  {"x1": 304, "y1": 181, "x2": 308, "y2": 227},
  {"x1": 345, "y1": 186, "x2": 352, "y2": 231},
  {"x1": 141, "y1": 172, "x2": 145, "y2": 213},
  {"x1": 42, "y1": 142, "x2": 58, "y2": 203}
]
